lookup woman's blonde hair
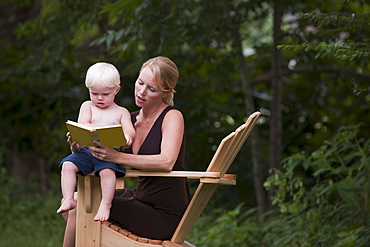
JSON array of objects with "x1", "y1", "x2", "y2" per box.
[
  {"x1": 85, "y1": 62, "x2": 120, "y2": 89},
  {"x1": 140, "y1": 56, "x2": 179, "y2": 106}
]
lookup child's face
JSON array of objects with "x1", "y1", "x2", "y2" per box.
[{"x1": 88, "y1": 84, "x2": 120, "y2": 109}]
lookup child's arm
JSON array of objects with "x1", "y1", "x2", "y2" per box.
[
  {"x1": 66, "y1": 101, "x2": 93, "y2": 150},
  {"x1": 77, "y1": 101, "x2": 94, "y2": 126},
  {"x1": 120, "y1": 108, "x2": 136, "y2": 148}
]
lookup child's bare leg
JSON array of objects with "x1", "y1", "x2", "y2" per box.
[
  {"x1": 94, "y1": 168, "x2": 116, "y2": 221},
  {"x1": 57, "y1": 162, "x2": 79, "y2": 214},
  {"x1": 62, "y1": 192, "x2": 77, "y2": 247}
]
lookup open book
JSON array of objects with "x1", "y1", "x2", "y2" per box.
[{"x1": 66, "y1": 120, "x2": 126, "y2": 147}]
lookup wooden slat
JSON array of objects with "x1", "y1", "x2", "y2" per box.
[
  {"x1": 162, "y1": 241, "x2": 196, "y2": 247},
  {"x1": 200, "y1": 177, "x2": 236, "y2": 185},
  {"x1": 219, "y1": 124, "x2": 248, "y2": 175},
  {"x1": 221, "y1": 112, "x2": 260, "y2": 175},
  {"x1": 199, "y1": 174, "x2": 236, "y2": 185},
  {"x1": 92, "y1": 171, "x2": 221, "y2": 180},
  {"x1": 207, "y1": 112, "x2": 261, "y2": 176},
  {"x1": 101, "y1": 224, "x2": 160, "y2": 247},
  {"x1": 206, "y1": 132, "x2": 235, "y2": 174},
  {"x1": 101, "y1": 223, "x2": 195, "y2": 247},
  {"x1": 76, "y1": 175, "x2": 102, "y2": 247},
  {"x1": 84, "y1": 175, "x2": 92, "y2": 213},
  {"x1": 124, "y1": 170, "x2": 220, "y2": 178},
  {"x1": 171, "y1": 183, "x2": 219, "y2": 244},
  {"x1": 116, "y1": 178, "x2": 125, "y2": 189}
]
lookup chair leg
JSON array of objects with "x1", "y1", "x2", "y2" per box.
[{"x1": 76, "y1": 175, "x2": 102, "y2": 247}]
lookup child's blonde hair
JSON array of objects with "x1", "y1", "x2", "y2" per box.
[{"x1": 85, "y1": 62, "x2": 120, "y2": 88}]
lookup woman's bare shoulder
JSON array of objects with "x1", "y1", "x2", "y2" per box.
[{"x1": 163, "y1": 108, "x2": 184, "y2": 125}]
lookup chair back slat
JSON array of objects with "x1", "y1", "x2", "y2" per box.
[
  {"x1": 206, "y1": 132, "x2": 235, "y2": 173},
  {"x1": 206, "y1": 112, "x2": 261, "y2": 176},
  {"x1": 219, "y1": 112, "x2": 261, "y2": 175}
]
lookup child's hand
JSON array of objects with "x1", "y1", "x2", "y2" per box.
[
  {"x1": 66, "y1": 132, "x2": 82, "y2": 153},
  {"x1": 124, "y1": 135, "x2": 133, "y2": 148}
]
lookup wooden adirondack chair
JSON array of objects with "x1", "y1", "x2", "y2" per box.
[{"x1": 75, "y1": 111, "x2": 261, "y2": 247}]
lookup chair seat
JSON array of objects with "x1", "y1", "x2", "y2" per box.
[
  {"x1": 102, "y1": 221, "x2": 163, "y2": 245},
  {"x1": 101, "y1": 221, "x2": 195, "y2": 247}
]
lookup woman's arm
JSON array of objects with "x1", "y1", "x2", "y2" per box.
[{"x1": 89, "y1": 109, "x2": 184, "y2": 171}]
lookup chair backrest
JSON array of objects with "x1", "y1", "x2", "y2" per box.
[
  {"x1": 206, "y1": 111, "x2": 261, "y2": 176},
  {"x1": 171, "y1": 111, "x2": 261, "y2": 244}
]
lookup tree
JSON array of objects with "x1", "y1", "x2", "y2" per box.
[{"x1": 0, "y1": 0, "x2": 105, "y2": 190}]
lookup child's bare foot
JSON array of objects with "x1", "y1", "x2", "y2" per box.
[
  {"x1": 57, "y1": 198, "x2": 76, "y2": 214},
  {"x1": 94, "y1": 203, "x2": 111, "y2": 221}
]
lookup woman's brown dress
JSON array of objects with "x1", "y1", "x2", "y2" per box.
[{"x1": 109, "y1": 106, "x2": 191, "y2": 240}]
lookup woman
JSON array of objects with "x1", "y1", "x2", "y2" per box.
[{"x1": 62, "y1": 56, "x2": 190, "y2": 246}]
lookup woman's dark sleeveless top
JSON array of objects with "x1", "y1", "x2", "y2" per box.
[{"x1": 109, "y1": 106, "x2": 191, "y2": 240}]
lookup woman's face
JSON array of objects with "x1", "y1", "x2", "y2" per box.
[{"x1": 135, "y1": 67, "x2": 166, "y2": 108}]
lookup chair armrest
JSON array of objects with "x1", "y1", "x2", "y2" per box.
[
  {"x1": 83, "y1": 171, "x2": 235, "y2": 212},
  {"x1": 122, "y1": 171, "x2": 236, "y2": 185},
  {"x1": 124, "y1": 170, "x2": 221, "y2": 179}
]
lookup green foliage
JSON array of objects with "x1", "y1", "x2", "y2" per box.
[
  {"x1": 0, "y1": 169, "x2": 64, "y2": 246},
  {"x1": 266, "y1": 124, "x2": 370, "y2": 215},
  {"x1": 264, "y1": 124, "x2": 370, "y2": 246},
  {"x1": 280, "y1": 41, "x2": 370, "y2": 61},
  {"x1": 279, "y1": 5, "x2": 370, "y2": 61},
  {"x1": 188, "y1": 205, "x2": 269, "y2": 247}
]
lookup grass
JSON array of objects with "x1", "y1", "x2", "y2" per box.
[{"x1": 0, "y1": 186, "x2": 65, "y2": 247}]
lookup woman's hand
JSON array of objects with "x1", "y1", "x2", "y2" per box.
[
  {"x1": 88, "y1": 140, "x2": 119, "y2": 163},
  {"x1": 66, "y1": 132, "x2": 82, "y2": 153}
]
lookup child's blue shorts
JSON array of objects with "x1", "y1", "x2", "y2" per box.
[{"x1": 59, "y1": 147, "x2": 126, "y2": 178}]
